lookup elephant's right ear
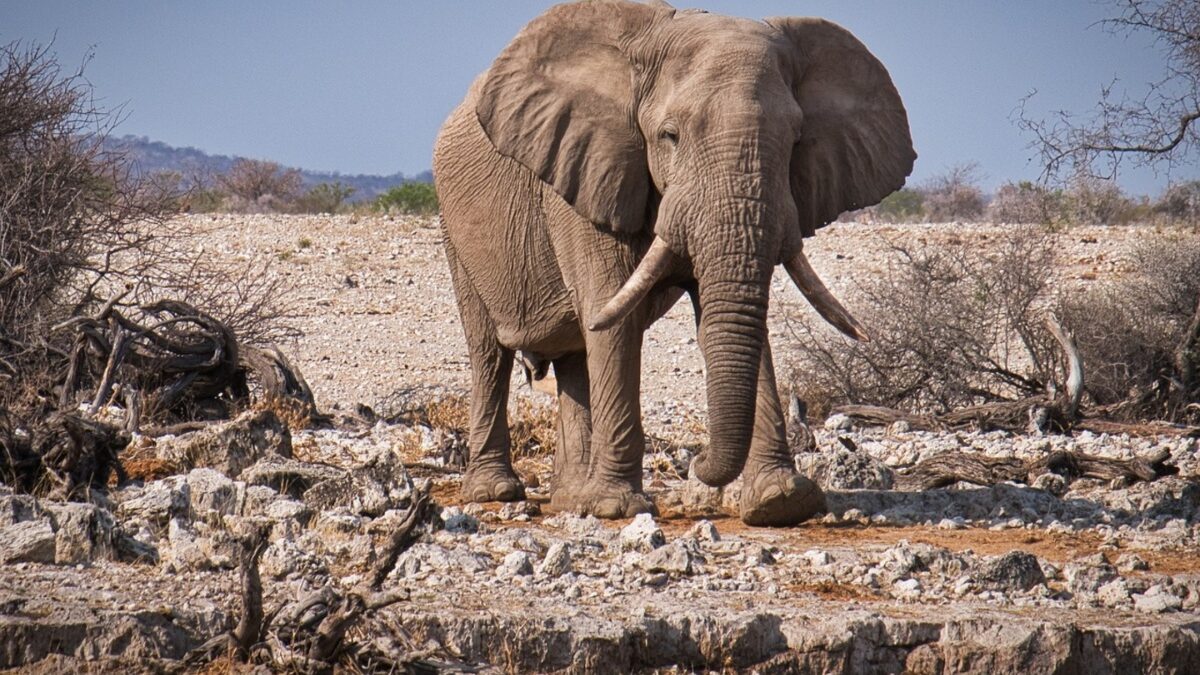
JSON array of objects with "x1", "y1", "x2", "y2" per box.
[{"x1": 476, "y1": 1, "x2": 667, "y2": 233}]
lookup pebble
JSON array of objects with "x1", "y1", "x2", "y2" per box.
[
  {"x1": 619, "y1": 514, "x2": 665, "y2": 552},
  {"x1": 538, "y1": 542, "x2": 573, "y2": 578},
  {"x1": 1133, "y1": 589, "x2": 1183, "y2": 614},
  {"x1": 823, "y1": 414, "x2": 854, "y2": 431},
  {"x1": 497, "y1": 551, "x2": 533, "y2": 578}
]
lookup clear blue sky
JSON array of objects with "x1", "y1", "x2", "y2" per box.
[{"x1": 3, "y1": 1, "x2": 1193, "y2": 195}]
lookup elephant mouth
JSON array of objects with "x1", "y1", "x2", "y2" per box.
[{"x1": 590, "y1": 236, "x2": 867, "y2": 342}]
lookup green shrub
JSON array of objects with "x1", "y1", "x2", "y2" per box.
[
  {"x1": 874, "y1": 188, "x2": 924, "y2": 222},
  {"x1": 294, "y1": 181, "x2": 354, "y2": 214},
  {"x1": 374, "y1": 182, "x2": 438, "y2": 215},
  {"x1": 183, "y1": 187, "x2": 227, "y2": 213}
]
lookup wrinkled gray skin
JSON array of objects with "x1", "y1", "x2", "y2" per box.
[{"x1": 433, "y1": 1, "x2": 915, "y2": 525}]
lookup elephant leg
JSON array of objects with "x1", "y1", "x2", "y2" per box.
[
  {"x1": 446, "y1": 245, "x2": 524, "y2": 503},
  {"x1": 550, "y1": 351, "x2": 592, "y2": 500},
  {"x1": 550, "y1": 325, "x2": 654, "y2": 518},
  {"x1": 738, "y1": 339, "x2": 826, "y2": 526}
]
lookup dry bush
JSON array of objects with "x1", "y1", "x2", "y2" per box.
[
  {"x1": 128, "y1": 234, "x2": 299, "y2": 346},
  {"x1": 380, "y1": 387, "x2": 558, "y2": 460},
  {"x1": 217, "y1": 158, "x2": 302, "y2": 213},
  {"x1": 1, "y1": 42, "x2": 296, "y2": 425},
  {"x1": 379, "y1": 386, "x2": 466, "y2": 428},
  {"x1": 253, "y1": 394, "x2": 317, "y2": 432},
  {"x1": 1057, "y1": 234, "x2": 1200, "y2": 421},
  {"x1": 784, "y1": 226, "x2": 1060, "y2": 415},
  {"x1": 1154, "y1": 181, "x2": 1200, "y2": 225},
  {"x1": 787, "y1": 225, "x2": 1199, "y2": 424},
  {"x1": 425, "y1": 394, "x2": 470, "y2": 432},
  {"x1": 510, "y1": 397, "x2": 557, "y2": 459},
  {"x1": 1065, "y1": 176, "x2": 1138, "y2": 225},
  {"x1": 1, "y1": 42, "x2": 172, "y2": 413},
  {"x1": 920, "y1": 163, "x2": 985, "y2": 223},
  {"x1": 987, "y1": 181, "x2": 1068, "y2": 225}
]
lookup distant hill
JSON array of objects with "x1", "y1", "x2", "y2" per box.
[{"x1": 103, "y1": 135, "x2": 432, "y2": 201}]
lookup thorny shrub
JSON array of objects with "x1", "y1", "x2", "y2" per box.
[
  {"x1": 986, "y1": 181, "x2": 1069, "y2": 225},
  {"x1": 784, "y1": 226, "x2": 1061, "y2": 415},
  {"x1": 217, "y1": 158, "x2": 302, "y2": 213},
  {"x1": 1065, "y1": 176, "x2": 1140, "y2": 225},
  {"x1": 920, "y1": 163, "x2": 986, "y2": 223},
  {"x1": 1056, "y1": 235, "x2": 1200, "y2": 422},
  {"x1": 786, "y1": 225, "x2": 1200, "y2": 423},
  {"x1": 1154, "y1": 181, "x2": 1200, "y2": 223}
]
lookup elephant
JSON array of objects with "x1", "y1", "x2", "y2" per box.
[{"x1": 432, "y1": 0, "x2": 915, "y2": 526}]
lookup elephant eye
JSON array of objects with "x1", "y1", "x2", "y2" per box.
[{"x1": 660, "y1": 124, "x2": 679, "y2": 146}]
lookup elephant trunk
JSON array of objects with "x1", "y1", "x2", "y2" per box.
[
  {"x1": 690, "y1": 261, "x2": 771, "y2": 487},
  {"x1": 686, "y1": 183, "x2": 768, "y2": 485}
]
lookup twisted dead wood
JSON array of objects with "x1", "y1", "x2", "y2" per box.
[
  {"x1": 370, "y1": 485, "x2": 432, "y2": 589},
  {"x1": 894, "y1": 447, "x2": 1178, "y2": 491},
  {"x1": 59, "y1": 298, "x2": 319, "y2": 431}
]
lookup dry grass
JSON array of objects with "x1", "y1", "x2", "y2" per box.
[
  {"x1": 378, "y1": 389, "x2": 558, "y2": 463},
  {"x1": 510, "y1": 398, "x2": 557, "y2": 459},
  {"x1": 119, "y1": 456, "x2": 178, "y2": 484},
  {"x1": 114, "y1": 435, "x2": 179, "y2": 484},
  {"x1": 252, "y1": 394, "x2": 317, "y2": 432},
  {"x1": 424, "y1": 394, "x2": 470, "y2": 432}
]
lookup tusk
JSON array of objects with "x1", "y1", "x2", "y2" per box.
[
  {"x1": 589, "y1": 237, "x2": 676, "y2": 331},
  {"x1": 784, "y1": 248, "x2": 870, "y2": 342}
]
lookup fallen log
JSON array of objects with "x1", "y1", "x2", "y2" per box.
[
  {"x1": 1074, "y1": 418, "x2": 1200, "y2": 438},
  {"x1": 894, "y1": 446, "x2": 1178, "y2": 491},
  {"x1": 832, "y1": 401, "x2": 1200, "y2": 439},
  {"x1": 182, "y1": 533, "x2": 267, "y2": 664},
  {"x1": 185, "y1": 489, "x2": 440, "y2": 671},
  {"x1": 830, "y1": 404, "x2": 941, "y2": 430}
]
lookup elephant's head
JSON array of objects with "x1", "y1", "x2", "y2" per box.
[{"x1": 476, "y1": 1, "x2": 915, "y2": 486}]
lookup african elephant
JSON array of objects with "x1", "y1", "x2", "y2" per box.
[{"x1": 432, "y1": 1, "x2": 915, "y2": 526}]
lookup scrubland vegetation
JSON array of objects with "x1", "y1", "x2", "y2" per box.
[{"x1": 167, "y1": 157, "x2": 437, "y2": 216}]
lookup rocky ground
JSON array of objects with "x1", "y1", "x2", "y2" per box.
[
  {"x1": 192, "y1": 214, "x2": 1178, "y2": 427},
  {"x1": 2, "y1": 215, "x2": 1199, "y2": 673}
]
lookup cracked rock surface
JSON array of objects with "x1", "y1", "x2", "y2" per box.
[{"x1": 2, "y1": 412, "x2": 1198, "y2": 672}]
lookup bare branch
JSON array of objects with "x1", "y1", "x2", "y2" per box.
[{"x1": 1019, "y1": 0, "x2": 1200, "y2": 181}]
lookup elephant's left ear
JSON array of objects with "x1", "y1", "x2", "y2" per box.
[{"x1": 766, "y1": 17, "x2": 917, "y2": 237}]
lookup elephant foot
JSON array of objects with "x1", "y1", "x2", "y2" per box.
[
  {"x1": 461, "y1": 466, "x2": 525, "y2": 503},
  {"x1": 739, "y1": 464, "x2": 825, "y2": 527},
  {"x1": 550, "y1": 480, "x2": 656, "y2": 519}
]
